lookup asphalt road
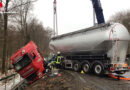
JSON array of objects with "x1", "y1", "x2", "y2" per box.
[
  {"x1": 68, "y1": 70, "x2": 130, "y2": 90},
  {"x1": 25, "y1": 70, "x2": 130, "y2": 90}
]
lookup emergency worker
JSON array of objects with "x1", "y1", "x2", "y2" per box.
[
  {"x1": 49, "y1": 54, "x2": 56, "y2": 70},
  {"x1": 55, "y1": 52, "x2": 63, "y2": 69},
  {"x1": 52, "y1": 54, "x2": 56, "y2": 61}
]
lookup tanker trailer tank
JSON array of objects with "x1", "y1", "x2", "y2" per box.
[{"x1": 50, "y1": 23, "x2": 130, "y2": 75}]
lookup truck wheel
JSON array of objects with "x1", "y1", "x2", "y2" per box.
[
  {"x1": 93, "y1": 62, "x2": 104, "y2": 75},
  {"x1": 82, "y1": 62, "x2": 90, "y2": 74},
  {"x1": 73, "y1": 62, "x2": 80, "y2": 72}
]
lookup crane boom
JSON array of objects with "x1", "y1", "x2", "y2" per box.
[{"x1": 91, "y1": 0, "x2": 105, "y2": 24}]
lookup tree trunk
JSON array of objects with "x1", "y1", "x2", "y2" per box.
[{"x1": 2, "y1": 0, "x2": 9, "y2": 74}]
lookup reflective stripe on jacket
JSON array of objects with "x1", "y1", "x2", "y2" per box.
[
  {"x1": 51, "y1": 61, "x2": 56, "y2": 65},
  {"x1": 56, "y1": 56, "x2": 62, "y2": 64}
]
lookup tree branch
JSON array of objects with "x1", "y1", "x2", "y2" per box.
[{"x1": 9, "y1": 0, "x2": 37, "y2": 11}]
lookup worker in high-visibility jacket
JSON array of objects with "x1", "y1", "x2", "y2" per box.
[
  {"x1": 56, "y1": 52, "x2": 63, "y2": 69},
  {"x1": 49, "y1": 54, "x2": 56, "y2": 70}
]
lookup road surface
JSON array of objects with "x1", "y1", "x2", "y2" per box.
[{"x1": 25, "y1": 70, "x2": 130, "y2": 90}]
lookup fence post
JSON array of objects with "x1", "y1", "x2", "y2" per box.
[
  {"x1": 13, "y1": 74, "x2": 15, "y2": 86},
  {"x1": 20, "y1": 75, "x2": 21, "y2": 81},
  {"x1": 5, "y1": 79, "x2": 7, "y2": 90}
]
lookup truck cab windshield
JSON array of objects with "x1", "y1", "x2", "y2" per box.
[{"x1": 13, "y1": 54, "x2": 32, "y2": 72}]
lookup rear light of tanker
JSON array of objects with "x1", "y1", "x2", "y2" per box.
[{"x1": 122, "y1": 64, "x2": 128, "y2": 67}]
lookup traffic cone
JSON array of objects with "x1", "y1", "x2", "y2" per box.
[{"x1": 81, "y1": 70, "x2": 84, "y2": 74}]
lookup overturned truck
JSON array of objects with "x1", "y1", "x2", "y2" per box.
[
  {"x1": 11, "y1": 41, "x2": 45, "y2": 84},
  {"x1": 50, "y1": 23, "x2": 130, "y2": 75}
]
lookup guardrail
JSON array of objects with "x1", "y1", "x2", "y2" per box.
[
  {"x1": 0, "y1": 73, "x2": 23, "y2": 90},
  {"x1": 11, "y1": 79, "x2": 26, "y2": 90}
]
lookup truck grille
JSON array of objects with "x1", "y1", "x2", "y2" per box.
[
  {"x1": 22, "y1": 68, "x2": 34, "y2": 77},
  {"x1": 26, "y1": 72, "x2": 37, "y2": 82},
  {"x1": 13, "y1": 54, "x2": 32, "y2": 72}
]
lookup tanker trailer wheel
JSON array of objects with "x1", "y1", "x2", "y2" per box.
[
  {"x1": 73, "y1": 62, "x2": 81, "y2": 72},
  {"x1": 82, "y1": 61, "x2": 90, "y2": 74},
  {"x1": 93, "y1": 62, "x2": 104, "y2": 75}
]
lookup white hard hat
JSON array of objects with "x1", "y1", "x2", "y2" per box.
[{"x1": 57, "y1": 51, "x2": 60, "y2": 54}]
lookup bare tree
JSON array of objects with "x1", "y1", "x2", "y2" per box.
[
  {"x1": 27, "y1": 18, "x2": 52, "y2": 56},
  {"x1": 0, "y1": 0, "x2": 52, "y2": 74},
  {"x1": 109, "y1": 11, "x2": 130, "y2": 32},
  {"x1": 1, "y1": 0, "x2": 10, "y2": 74},
  {"x1": 0, "y1": 0, "x2": 37, "y2": 74},
  {"x1": 10, "y1": 0, "x2": 35, "y2": 44}
]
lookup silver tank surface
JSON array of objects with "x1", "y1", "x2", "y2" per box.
[{"x1": 50, "y1": 23, "x2": 130, "y2": 64}]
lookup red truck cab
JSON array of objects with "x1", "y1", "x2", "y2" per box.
[{"x1": 11, "y1": 41, "x2": 44, "y2": 84}]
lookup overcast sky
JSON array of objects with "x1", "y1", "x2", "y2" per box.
[{"x1": 33, "y1": 0, "x2": 130, "y2": 35}]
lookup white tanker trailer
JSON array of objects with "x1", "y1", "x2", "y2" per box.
[{"x1": 50, "y1": 23, "x2": 130, "y2": 75}]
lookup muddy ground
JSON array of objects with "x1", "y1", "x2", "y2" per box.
[{"x1": 25, "y1": 70, "x2": 130, "y2": 90}]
